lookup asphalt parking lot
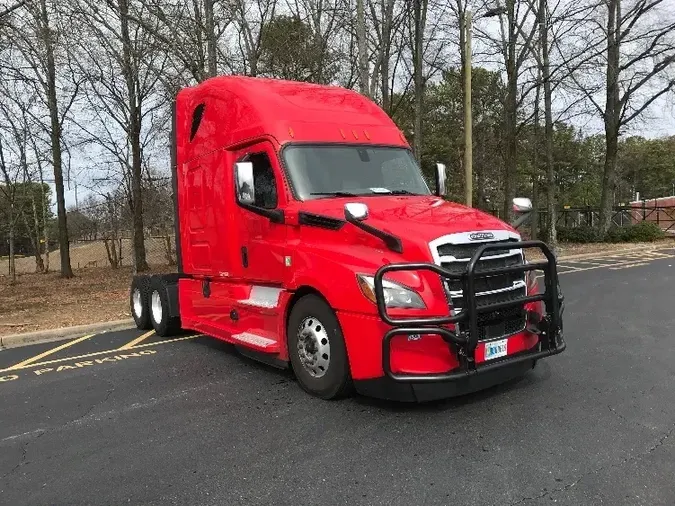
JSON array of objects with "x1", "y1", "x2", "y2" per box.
[{"x1": 1, "y1": 247, "x2": 674, "y2": 505}]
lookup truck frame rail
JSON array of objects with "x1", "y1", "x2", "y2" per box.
[{"x1": 374, "y1": 240, "x2": 566, "y2": 382}]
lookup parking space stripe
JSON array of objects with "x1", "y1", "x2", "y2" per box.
[
  {"x1": 118, "y1": 330, "x2": 156, "y2": 350},
  {"x1": 537, "y1": 251, "x2": 672, "y2": 279},
  {"x1": 3, "y1": 333, "x2": 96, "y2": 371},
  {"x1": 609, "y1": 262, "x2": 650, "y2": 270},
  {"x1": 0, "y1": 334, "x2": 201, "y2": 373}
]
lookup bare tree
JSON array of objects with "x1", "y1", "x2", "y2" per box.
[
  {"x1": 71, "y1": 0, "x2": 173, "y2": 272},
  {"x1": 0, "y1": 83, "x2": 47, "y2": 273},
  {"x1": 231, "y1": 0, "x2": 278, "y2": 77},
  {"x1": 3, "y1": 0, "x2": 80, "y2": 278},
  {"x1": 0, "y1": 0, "x2": 25, "y2": 19},
  {"x1": 128, "y1": 0, "x2": 233, "y2": 84},
  {"x1": 564, "y1": 0, "x2": 675, "y2": 235},
  {"x1": 0, "y1": 137, "x2": 18, "y2": 282},
  {"x1": 368, "y1": 0, "x2": 402, "y2": 111}
]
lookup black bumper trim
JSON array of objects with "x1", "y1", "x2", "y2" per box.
[
  {"x1": 383, "y1": 334, "x2": 565, "y2": 383},
  {"x1": 354, "y1": 354, "x2": 540, "y2": 403}
]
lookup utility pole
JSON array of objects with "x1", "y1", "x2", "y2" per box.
[
  {"x1": 462, "y1": 6, "x2": 506, "y2": 208},
  {"x1": 463, "y1": 9, "x2": 473, "y2": 207}
]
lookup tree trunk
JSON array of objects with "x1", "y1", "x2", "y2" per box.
[
  {"x1": 356, "y1": 0, "x2": 368, "y2": 96},
  {"x1": 502, "y1": 0, "x2": 518, "y2": 221},
  {"x1": 30, "y1": 201, "x2": 45, "y2": 272},
  {"x1": 8, "y1": 215, "x2": 16, "y2": 283},
  {"x1": 532, "y1": 65, "x2": 541, "y2": 241},
  {"x1": 191, "y1": 0, "x2": 206, "y2": 80},
  {"x1": 599, "y1": 0, "x2": 620, "y2": 237},
  {"x1": 412, "y1": 0, "x2": 424, "y2": 164},
  {"x1": 40, "y1": 0, "x2": 73, "y2": 278},
  {"x1": 164, "y1": 233, "x2": 175, "y2": 266},
  {"x1": 40, "y1": 176, "x2": 50, "y2": 273},
  {"x1": 379, "y1": 0, "x2": 395, "y2": 113},
  {"x1": 119, "y1": 0, "x2": 149, "y2": 272},
  {"x1": 204, "y1": 0, "x2": 217, "y2": 77},
  {"x1": 540, "y1": 0, "x2": 556, "y2": 247}
]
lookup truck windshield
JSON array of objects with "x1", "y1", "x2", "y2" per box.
[{"x1": 282, "y1": 145, "x2": 431, "y2": 200}]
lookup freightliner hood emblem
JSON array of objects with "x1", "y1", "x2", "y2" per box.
[{"x1": 469, "y1": 231, "x2": 495, "y2": 241}]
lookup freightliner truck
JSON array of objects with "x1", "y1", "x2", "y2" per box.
[{"x1": 129, "y1": 75, "x2": 565, "y2": 402}]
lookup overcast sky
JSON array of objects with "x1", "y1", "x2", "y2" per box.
[{"x1": 56, "y1": 0, "x2": 675, "y2": 210}]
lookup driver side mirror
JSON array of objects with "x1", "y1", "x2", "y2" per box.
[
  {"x1": 435, "y1": 163, "x2": 446, "y2": 197},
  {"x1": 235, "y1": 162, "x2": 254, "y2": 205},
  {"x1": 512, "y1": 197, "x2": 533, "y2": 214},
  {"x1": 344, "y1": 202, "x2": 369, "y2": 221}
]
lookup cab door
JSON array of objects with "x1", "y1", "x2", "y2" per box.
[{"x1": 233, "y1": 141, "x2": 288, "y2": 286}]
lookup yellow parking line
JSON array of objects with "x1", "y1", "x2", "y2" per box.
[
  {"x1": 0, "y1": 334, "x2": 201, "y2": 373},
  {"x1": 118, "y1": 330, "x2": 155, "y2": 350},
  {"x1": 4, "y1": 333, "x2": 96, "y2": 371}
]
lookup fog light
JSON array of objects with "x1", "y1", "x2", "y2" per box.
[
  {"x1": 525, "y1": 310, "x2": 543, "y2": 334},
  {"x1": 526, "y1": 310, "x2": 541, "y2": 325}
]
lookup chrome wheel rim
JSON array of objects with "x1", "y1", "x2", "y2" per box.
[
  {"x1": 132, "y1": 289, "x2": 143, "y2": 318},
  {"x1": 151, "y1": 290, "x2": 162, "y2": 324},
  {"x1": 297, "y1": 316, "x2": 330, "y2": 378}
]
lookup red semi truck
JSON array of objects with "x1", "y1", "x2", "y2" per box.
[{"x1": 129, "y1": 76, "x2": 565, "y2": 402}]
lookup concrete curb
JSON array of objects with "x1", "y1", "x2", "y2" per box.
[
  {"x1": 554, "y1": 243, "x2": 673, "y2": 262},
  {"x1": 0, "y1": 319, "x2": 136, "y2": 350}
]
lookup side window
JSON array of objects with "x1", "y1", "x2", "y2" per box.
[
  {"x1": 190, "y1": 103, "x2": 205, "y2": 141},
  {"x1": 249, "y1": 152, "x2": 278, "y2": 209}
]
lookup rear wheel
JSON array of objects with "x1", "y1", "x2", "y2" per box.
[
  {"x1": 130, "y1": 276, "x2": 152, "y2": 330},
  {"x1": 287, "y1": 294, "x2": 353, "y2": 400},
  {"x1": 149, "y1": 277, "x2": 182, "y2": 337}
]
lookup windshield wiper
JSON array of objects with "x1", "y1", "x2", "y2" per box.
[
  {"x1": 385, "y1": 189, "x2": 421, "y2": 195},
  {"x1": 310, "y1": 191, "x2": 360, "y2": 197}
]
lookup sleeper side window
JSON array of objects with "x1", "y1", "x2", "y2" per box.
[
  {"x1": 249, "y1": 152, "x2": 278, "y2": 209},
  {"x1": 190, "y1": 103, "x2": 205, "y2": 141}
]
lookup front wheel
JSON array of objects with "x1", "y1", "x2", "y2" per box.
[{"x1": 287, "y1": 294, "x2": 353, "y2": 400}]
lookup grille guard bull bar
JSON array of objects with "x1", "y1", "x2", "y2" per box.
[{"x1": 374, "y1": 240, "x2": 566, "y2": 383}]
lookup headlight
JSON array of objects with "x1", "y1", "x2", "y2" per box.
[{"x1": 357, "y1": 274, "x2": 426, "y2": 309}]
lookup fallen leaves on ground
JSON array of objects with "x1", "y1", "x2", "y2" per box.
[{"x1": 0, "y1": 266, "x2": 173, "y2": 337}]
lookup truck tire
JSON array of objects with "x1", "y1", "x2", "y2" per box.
[
  {"x1": 287, "y1": 294, "x2": 353, "y2": 400},
  {"x1": 130, "y1": 276, "x2": 152, "y2": 330},
  {"x1": 148, "y1": 276, "x2": 182, "y2": 337}
]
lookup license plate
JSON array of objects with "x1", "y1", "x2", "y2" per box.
[{"x1": 484, "y1": 339, "x2": 508, "y2": 360}]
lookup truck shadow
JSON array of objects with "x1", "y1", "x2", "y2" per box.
[
  {"x1": 189, "y1": 335, "x2": 554, "y2": 413},
  {"x1": 351, "y1": 361, "x2": 553, "y2": 413}
]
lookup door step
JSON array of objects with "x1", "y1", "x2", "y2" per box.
[{"x1": 231, "y1": 331, "x2": 280, "y2": 353}]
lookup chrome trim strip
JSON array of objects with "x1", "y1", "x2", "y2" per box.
[
  {"x1": 428, "y1": 230, "x2": 521, "y2": 265},
  {"x1": 447, "y1": 280, "x2": 526, "y2": 299},
  {"x1": 439, "y1": 249, "x2": 522, "y2": 263}
]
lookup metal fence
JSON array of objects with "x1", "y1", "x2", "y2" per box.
[{"x1": 535, "y1": 205, "x2": 675, "y2": 232}]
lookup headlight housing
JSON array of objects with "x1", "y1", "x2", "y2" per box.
[{"x1": 357, "y1": 274, "x2": 426, "y2": 309}]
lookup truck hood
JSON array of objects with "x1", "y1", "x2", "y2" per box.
[{"x1": 298, "y1": 195, "x2": 517, "y2": 245}]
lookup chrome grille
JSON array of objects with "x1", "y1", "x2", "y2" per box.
[{"x1": 430, "y1": 231, "x2": 527, "y2": 341}]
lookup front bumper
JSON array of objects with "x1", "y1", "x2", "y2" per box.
[
  {"x1": 354, "y1": 240, "x2": 565, "y2": 401},
  {"x1": 354, "y1": 348, "x2": 544, "y2": 402}
]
